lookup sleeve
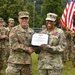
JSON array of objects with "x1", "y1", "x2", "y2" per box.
[
  {"x1": 0, "y1": 28, "x2": 9, "y2": 40},
  {"x1": 5, "y1": 29, "x2": 9, "y2": 40},
  {"x1": 43, "y1": 30, "x2": 67, "y2": 53},
  {"x1": 0, "y1": 34, "x2": 2, "y2": 39},
  {"x1": 9, "y1": 28, "x2": 28, "y2": 52}
]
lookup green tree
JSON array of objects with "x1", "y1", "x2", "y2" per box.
[
  {"x1": 24, "y1": 2, "x2": 34, "y2": 27},
  {"x1": 0, "y1": 0, "x2": 42, "y2": 28},
  {"x1": 41, "y1": 0, "x2": 63, "y2": 26},
  {"x1": 24, "y1": 2, "x2": 41, "y2": 28},
  {"x1": 0, "y1": 0, "x2": 24, "y2": 26}
]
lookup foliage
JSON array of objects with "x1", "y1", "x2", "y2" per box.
[
  {"x1": 24, "y1": 2, "x2": 34, "y2": 27},
  {"x1": 24, "y1": 2, "x2": 41, "y2": 28},
  {"x1": 0, "y1": 0, "x2": 23, "y2": 25},
  {"x1": 0, "y1": 0, "x2": 65, "y2": 28},
  {"x1": 41, "y1": 0, "x2": 63, "y2": 26}
]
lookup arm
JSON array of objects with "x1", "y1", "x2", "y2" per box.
[
  {"x1": 9, "y1": 28, "x2": 34, "y2": 54},
  {"x1": 0, "y1": 28, "x2": 9, "y2": 40},
  {"x1": 40, "y1": 31, "x2": 67, "y2": 53}
]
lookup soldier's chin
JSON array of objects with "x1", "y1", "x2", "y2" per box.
[
  {"x1": 48, "y1": 24, "x2": 51, "y2": 27},
  {"x1": 48, "y1": 24, "x2": 52, "y2": 27}
]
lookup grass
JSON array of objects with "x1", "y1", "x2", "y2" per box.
[
  {"x1": 32, "y1": 53, "x2": 75, "y2": 75},
  {"x1": 32, "y1": 53, "x2": 38, "y2": 75}
]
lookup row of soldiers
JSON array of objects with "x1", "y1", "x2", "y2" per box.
[
  {"x1": 60, "y1": 26, "x2": 75, "y2": 68},
  {"x1": 0, "y1": 14, "x2": 75, "y2": 75},
  {"x1": 0, "y1": 17, "x2": 14, "y2": 75}
]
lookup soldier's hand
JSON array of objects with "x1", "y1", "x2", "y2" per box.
[
  {"x1": 9, "y1": 33, "x2": 14, "y2": 37},
  {"x1": 1, "y1": 34, "x2": 8, "y2": 39},
  {"x1": 72, "y1": 32, "x2": 75, "y2": 35},
  {"x1": 40, "y1": 44, "x2": 47, "y2": 49},
  {"x1": 27, "y1": 47, "x2": 34, "y2": 54}
]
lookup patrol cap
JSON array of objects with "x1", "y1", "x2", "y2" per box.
[
  {"x1": 46, "y1": 13, "x2": 57, "y2": 21},
  {"x1": 18, "y1": 11, "x2": 29, "y2": 18},
  {"x1": 42, "y1": 25, "x2": 46, "y2": 28},
  {"x1": 0, "y1": 17, "x2": 4, "y2": 22},
  {"x1": 8, "y1": 18, "x2": 14, "y2": 23}
]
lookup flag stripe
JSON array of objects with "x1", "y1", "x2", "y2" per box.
[
  {"x1": 67, "y1": 2, "x2": 74, "y2": 28},
  {"x1": 60, "y1": 1, "x2": 75, "y2": 32}
]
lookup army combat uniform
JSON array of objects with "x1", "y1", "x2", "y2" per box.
[
  {"x1": 5, "y1": 26, "x2": 13, "y2": 62},
  {"x1": 6, "y1": 25, "x2": 34, "y2": 75},
  {"x1": 5, "y1": 18, "x2": 15, "y2": 61},
  {"x1": 62, "y1": 30, "x2": 71, "y2": 64},
  {"x1": 71, "y1": 33, "x2": 75, "y2": 67},
  {"x1": 0, "y1": 27, "x2": 9, "y2": 75},
  {"x1": 38, "y1": 27, "x2": 66, "y2": 75}
]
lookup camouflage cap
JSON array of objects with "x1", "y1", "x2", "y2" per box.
[
  {"x1": 8, "y1": 18, "x2": 14, "y2": 23},
  {"x1": 0, "y1": 17, "x2": 4, "y2": 22},
  {"x1": 18, "y1": 11, "x2": 29, "y2": 18},
  {"x1": 46, "y1": 13, "x2": 57, "y2": 21},
  {"x1": 42, "y1": 25, "x2": 46, "y2": 28}
]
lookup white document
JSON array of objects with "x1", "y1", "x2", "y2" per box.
[{"x1": 31, "y1": 33, "x2": 48, "y2": 46}]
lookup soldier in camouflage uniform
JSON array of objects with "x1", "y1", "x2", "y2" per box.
[
  {"x1": 71, "y1": 32, "x2": 75, "y2": 67},
  {"x1": 6, "y1": 11, "x2": 34, "y2": 75},
  {"x1": 5, "y1": 18, "x2": 15, "y2": 62},
  {"x1": 41, "y1": 25, "x2": 46, "y2": 31},
  {"x1": 71, "y1": 15, "x2": 75, "y2": 67},
  {"x1": 38, "y1": 13, "x2": 66, "y2": 75},
  {"x1": 0, "y1": 17, "x2": 9, "y2": 75},
  {"x1": 6, "y1": 18, "x2": 15, "y2": 33},
  {"x1": 61, "y1": 26, "x2": 71, "y2": 65}
]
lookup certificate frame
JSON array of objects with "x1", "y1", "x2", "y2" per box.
[{"x1": 31, "y1": 33, "x2": 49, "y2": 46}]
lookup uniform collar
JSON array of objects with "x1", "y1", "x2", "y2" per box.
[{"x1": 19, "y1": 25, "x2": 28, "y2": 32}]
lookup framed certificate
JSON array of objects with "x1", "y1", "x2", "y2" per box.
[{"x1": 31, "y1": 33, "x2": 48, "y2": 46}]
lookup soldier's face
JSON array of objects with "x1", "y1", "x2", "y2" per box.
[
  {"x1": 9, "y1": 22, "x2": 14, "y2": 27},
  {"x1": 18, "y1": 17, "x2": 29, "y2": 28},
  {"x1": 42, "y1": 27, "x2": 46, "y2": 30},
  {"x1": 46, "y1": 20, "x2": 56, "y2": 29}
]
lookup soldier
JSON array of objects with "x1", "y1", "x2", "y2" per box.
[
  {"x1": 6, "y1": 11, "x2": 34, "y2": 75},
  {"x1": 41, "y1": 25, "x2": 46, "y2": 31},
  {"x1": 71, "y1": 15, "x2": 75, "y2": 67},
  {"x1": 71, "y1": 32, "x2": 75, "y2": 67},
  {"x1": 61, "y1": 26, "x2": 72, "y2": 66},
  {"x1": 0, "y1": 17, "x2": 9, "y2": 75},
  {"x1": 38, "y1": 13, "x2": 66, "y2": 75},
  {"x1": 5, "y1": 18, "x2": 15, "y2": 62},
  {"x1": 6, "y1": 18, "x2": 15, "y2": 33}
]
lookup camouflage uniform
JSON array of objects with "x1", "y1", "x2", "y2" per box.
[
  {"x1": 0, "y1": 27, "x2": 9, "y2": 75},
  {"x1": 5, "y1": 27, "x2": 13, "y2": 61},
  {"x1": 5, "y1": 18, "x2": 15, "y2": 61},
  {"x1": 71, "y1": 33, "x2": 75, "y2": 67},
  {"x1": 6, "y1": 25, "x2": 34, "y2": 75},
  {"x1": 62, "y1": 30, "x2": 71, "y2": 64},
  {"x1": 38, "y1": 27, "x2": 66, "y2": 75}
]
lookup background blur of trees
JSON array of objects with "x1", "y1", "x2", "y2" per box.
[{"x1": 0, "y1": 0, "x2": 67, "y2": 28}]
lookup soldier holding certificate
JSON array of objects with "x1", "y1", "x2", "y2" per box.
[
  {"x1": 6, "y1": 11, "x2": 34, "y2": 75},
  {"x1": 38, "y1": 13, "x2": 67, "y2": 75}
]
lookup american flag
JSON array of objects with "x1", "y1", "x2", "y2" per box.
[
  {"x1": 68, "y1": 0, "x2": 75, "y2": 3},
  {"x1": 60, "y1": 3, "x2": 69, "y2": 27},
  {"x1": 60, "y1": 0, "x2": 75, "y2": 32}
]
